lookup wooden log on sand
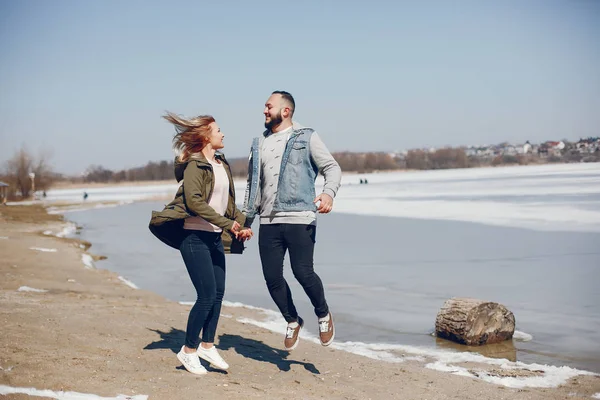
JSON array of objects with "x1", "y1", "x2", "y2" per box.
[{"x1": 435, "y1": 297, "x2": 515, "y2": 346}]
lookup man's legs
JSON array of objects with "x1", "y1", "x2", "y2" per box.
[
  {"x1": 258, "y1": 224, "x2": 299, "y2": 323},
  {"x1": 286, "y1": 224, "x2": 334, "y2": 346},
  {"x1": 285, "y1": 224, "x2": 329, "y2": 318}
]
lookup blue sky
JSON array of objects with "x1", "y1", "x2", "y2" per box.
[{"x1": 1, "y1": 0, "x2": 598, "y2": 174}]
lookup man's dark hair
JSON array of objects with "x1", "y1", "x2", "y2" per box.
[{"x1": 272, "y1": 90, "x2": 295, "y2": 115}]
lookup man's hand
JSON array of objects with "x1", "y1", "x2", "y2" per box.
[{"x1": 314, "y1": 193, "x2": 333, "y2": 214}]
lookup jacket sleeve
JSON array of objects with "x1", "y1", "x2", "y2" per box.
[
  {"x1": 232, "y1": 205, "x2": 247, "y2": 227},
  {"x1": 242, "y1": 147, "x2": 257, "y2": 227},
  {"x1": 310, "y1": 132, "x2": 342, "y2": 198},
  {"x1": 242, "y1": 148, "x2": 253, "y2": 214},
  {"x1": 183, "y1": 163, "x2": 235, "y2": 230}
]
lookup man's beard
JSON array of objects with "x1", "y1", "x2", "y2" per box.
[{"x1": 264, "y1": 111, "x2": 283, "y2": 130}]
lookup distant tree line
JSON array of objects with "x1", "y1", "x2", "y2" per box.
[
  {"x1": 331, "y1": 152, "x2": 399, "y2": 172},
  {"x1": 403, "y1": 148, "x2": 470, "y2": 170},
  {"x1": 83, "y1": 161, "x2": 174, "y2": 183},
  {"x1": 401, "y1": 147, "x2": 599, "y2": 170},
  {"x1": 28, "y1": 147, "x2": 597, "y2": 186},
  {"x1": 79, "y1": 151, "x2": 405, "y2": 183},
  {"x1": 2, "y1": 144, "x2": 598, "y2": 200}
]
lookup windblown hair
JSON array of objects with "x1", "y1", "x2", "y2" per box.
[
  {"x1": 272, "y1": 90, "x2": 295, "y2": 116},
  {"x1": 163, "y1": 112, "x2": 215, "y2": 161}
]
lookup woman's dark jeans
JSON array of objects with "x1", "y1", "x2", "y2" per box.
[
  {"x1": 258, "y1": 223, "x2": 329, "y2": 322},
  {"x1": 179, "y1": 230, "x2": 226, "y2": 349}
]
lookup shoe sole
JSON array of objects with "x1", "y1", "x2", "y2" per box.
[
  {"x1": 320, "y1": 329, "x2": 335, "y2": 346},
  {"x1": 197, "y1": 351, "x2": 229, "y2": 370},
  {"x1": 177, "y1": 352, "x2": 207, "y2": 375},
  {"x1": 284, "y1": 320, "x2": 304, "y2": 351}
]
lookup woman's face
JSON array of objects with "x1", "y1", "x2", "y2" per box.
[{"x1": 207, "y1": 121, "x2": 225, "y2": 150}]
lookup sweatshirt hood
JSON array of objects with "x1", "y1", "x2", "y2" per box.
[
  {"x1": 173, "y1": 152, "x2": 227, "y2": 183},
  {"x1": 174, "y1": 157, "x2": 188, "y2": 183},
  {"x1": 262, "y1": 120, "x2": 311, "y2": 137}
]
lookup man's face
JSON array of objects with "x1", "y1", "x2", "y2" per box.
[{"x1": 263, "y1": 94, "x2": 284, "y2": 130}]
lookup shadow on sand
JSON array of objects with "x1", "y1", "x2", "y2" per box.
[
  {"x1": 144, "y1": 328, "x2": 319, "y2": 374},
  {"x1": 219, "y1": 333, "x2": 320, "y2": 374}
]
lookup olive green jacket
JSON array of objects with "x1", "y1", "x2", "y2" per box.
[{"x1": 149, "y1": 152, "x2": 246, "y2": 254}]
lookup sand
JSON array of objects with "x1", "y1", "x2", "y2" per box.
[{"x1": 1, "y1": 204, "x2": 599, "y2": 399}]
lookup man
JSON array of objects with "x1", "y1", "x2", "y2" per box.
[{"x1": 243, "y1": 91, "x2": 342, "y2": 351}]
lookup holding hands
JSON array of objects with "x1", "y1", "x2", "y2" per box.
[
  {"x1": 236, "y1": 228, "x2": 253, "y2": 241},
  {"x1": 230, "y1": 221, "x2": 253, "y2": 241}
]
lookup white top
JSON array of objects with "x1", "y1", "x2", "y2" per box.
[{"x1": 184, "y1": 159, "x2": 230, "y2": 232}]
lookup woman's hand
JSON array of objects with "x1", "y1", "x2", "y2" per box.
[{"x1": 230, "y1": 221, "x2": 241, "y2": 234}]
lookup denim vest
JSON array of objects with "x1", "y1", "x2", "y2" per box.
[{"x1": 244, "y1": 128, "x2": 318, "y2": 221}]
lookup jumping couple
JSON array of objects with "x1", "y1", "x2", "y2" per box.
[{"x1": 150, "y1": 91, "x2": 342, "y2": 375}]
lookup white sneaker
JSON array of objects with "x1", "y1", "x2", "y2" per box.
[
  {"x1": 177, "y1": 346, "x2": 207, "y2": 375},
  {"x1": 197, "y1": 345, "x2": 229, "y2": 370}
]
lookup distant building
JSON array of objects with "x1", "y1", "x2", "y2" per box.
[
  {"x1": 538, "y1": 141, "x2": 564, "y2": 157},
  {"x1": 577, "y1": 137, "x2": 600, "y2": 154}
]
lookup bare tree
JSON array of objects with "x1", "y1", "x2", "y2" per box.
[
  {"x1": 32, "y1": 148, "x2": 55, "y2": 192},
  {"x1": 5, "y1": 147, "x2": 32, "y2": 198},
  {"x1": 405, "y1": 150, "x2": 429, "y2": 170},
  {"x1": 3, "y1": 146, "x2": 55, "y2": 199}
]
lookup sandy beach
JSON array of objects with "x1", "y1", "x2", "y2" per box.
[{"x1": 1, "y1": 204, "x2": 599, "y2": 400}]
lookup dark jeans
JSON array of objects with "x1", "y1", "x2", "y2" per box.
[
  {"x1": 258, "y1": 223, "x2": 329, "y2": 322},
  {"x1": 179, "y1": 230, "x2": 226, "y2": 348}
]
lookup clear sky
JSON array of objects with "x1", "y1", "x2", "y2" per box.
[{"x1": 1, "y1": 0, "x2": 598, "y2": 174}]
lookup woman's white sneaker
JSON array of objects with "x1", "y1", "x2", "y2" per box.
[
  {"x1": 197, "y1": 345, "x2": 229, "y2": 370},
  {"x1": 177, "y1": 346, "x2": 207, "y2": 375}
]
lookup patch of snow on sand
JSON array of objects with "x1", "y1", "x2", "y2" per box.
[
  {"x1": 82, "y1": 254, "x2": 95, "y2": 269},
  {"x1": 56, "y1": 223, "x2": 78, "y2": 238},
  {"x1": 118, "y1": 276, "x2": 139, "y2": 289},
  {"x1": 30, "y1": 247, "x2": 57, "y2": 252},
  {"x1": 17, "y1": 286, "x2": 47, "y2": 293},
  {"x1": 42, "y1": 223, "x2": 78, "y2": 238},
  {"x1": 0, "y1": 385, "x2": 148, "y2": 399}
]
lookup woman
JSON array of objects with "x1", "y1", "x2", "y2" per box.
[{"x1": 155, "y1": 112, "x2": 252, "y2": 375}]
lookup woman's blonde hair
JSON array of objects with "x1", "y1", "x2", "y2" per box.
[{"x1": 163, "y1": 112, "x2": 215, "y2": 161}]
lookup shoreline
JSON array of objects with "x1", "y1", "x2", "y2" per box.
[{"x1": 1, "y1": 205, "x2": 599, "y2": 399}]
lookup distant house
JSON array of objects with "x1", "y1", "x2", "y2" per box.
[
  {"x1": 577, "y1": 137, "x2": 600, "y2": 154},
  {"x1": 539, "y1": 141, "x2": 565, "y2": 157},
  {"x1": 465, "y1": 147, "x2": 478, "y2": 157},
  {"x1": 0, "y1": 181, "x2": 8, "y2": 205},
  {"x1": 476, "y1": 147, "x2": 494, "y2": 157},
  {"x1": 503, "y1": 145, "x2": 517, "y2": 156}
]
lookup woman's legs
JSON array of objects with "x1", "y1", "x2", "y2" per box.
[
  {"x1": 179, "y1": 231, "x2": 221, "y2": 351},
  {"x1": 200, "y1": 235, "x2": 226, "y2": 346}
]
